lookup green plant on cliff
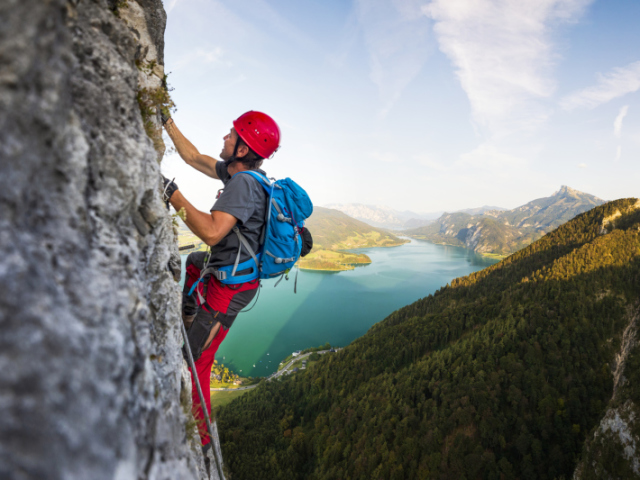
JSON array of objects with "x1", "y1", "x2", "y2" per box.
[
  {"x1": 111, "y1": 0, "x2": 129, "y2": 17},
  {"x1": 172, "y1": 207, "x2": 187, "y2": 224},
  {"x1": 136, "y1": 66, "x2": 176, "y2": 159},
  {"x1": 136, "y1": 58, "x2": 158, "y2": 75}
]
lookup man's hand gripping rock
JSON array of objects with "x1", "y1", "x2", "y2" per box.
[{"x1": 161, "y1": 175, "x2": 178, "y2": 210}]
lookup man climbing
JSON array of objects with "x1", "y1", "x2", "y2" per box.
[{"x1": 161, "y1": 110, "x2": 280, "y2": 455}]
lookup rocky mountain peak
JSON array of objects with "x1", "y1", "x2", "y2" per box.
[
  {"x1": 554, "y1": 185, "x2": 603, "y2": 202},
  {"x1": 557, "y1": 185, "x2": 577, "y2": 195}
]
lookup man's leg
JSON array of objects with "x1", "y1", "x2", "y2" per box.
[
  {"x1": 188, "y1": 277, "x2": 259, "y2": 446},
  {"x1": 190, "y1": 323, "x2": 229, "y2": 447}
]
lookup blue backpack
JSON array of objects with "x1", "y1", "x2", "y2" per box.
[{"x1": 216, "y1": 170, "x2": 313, "y2": 287}]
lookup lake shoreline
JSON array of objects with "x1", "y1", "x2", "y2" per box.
[
  {"x1": 193, "y1": 240, "x2": 499, "y2": 378},
  {"x1": 405, "y1": 237, "x2": 508, "y2": 260},
  {"x1": 298, "y1": 262, "x2": 371, "y2": 272},
  {"x1": 299, "y1": 239, "x2": 408, "y2": 271}
]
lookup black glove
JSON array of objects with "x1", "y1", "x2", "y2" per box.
[
  {"x1": 160, "y1": 111, "x2": 171, "y2": 126},
  {"x1": 162, "y1": 175, "x2": 178, "y2": 208}
]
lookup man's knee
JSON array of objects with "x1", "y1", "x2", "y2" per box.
[
  {"x1": 184, "y1": 308, "x2": 218, "y2": 362},
  {"x1": 185, "y1": 251, "x2": 207, "y2": 270},
  {"x1": 183, "y1": 308, "x2": 226, "y2": 360}
]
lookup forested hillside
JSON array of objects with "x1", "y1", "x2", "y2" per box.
[
  {"x1": 218, "y1": 199, "x2": 640, "y2": 479},
  {"x1": 406, "y1": 186, "x2": 604, "y2": 256},
  {"x1": 299, "y1": 207, "x2": 408, "y2": 270},
  {"x1": 305, "y1": 207, "x2": 407, "y2": 250}
]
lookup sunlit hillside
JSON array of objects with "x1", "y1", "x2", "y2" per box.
[
  {"x1": 305, "y1": 206, "x2": 408, "y2": 250},
  {"x1": 298, "y1": 207, "x2": 409, "y2": 270}
]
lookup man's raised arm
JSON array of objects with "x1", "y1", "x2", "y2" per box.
[
  {"x1": 163, "y1": 117, "x2": 220, "y2": 179},
  {"x1": 162, "y1": 178, "x2": 236, "y2": 247}
]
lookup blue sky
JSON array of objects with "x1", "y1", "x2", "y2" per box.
[{"x1": 161, "y1": 0, "x2": 640, "y2": 213}]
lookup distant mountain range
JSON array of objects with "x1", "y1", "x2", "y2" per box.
[
  {"x1": 324, "y1": 203, "x2": 443, "y2": 230},
  {"x1": 179, "y1": 186, "x2": 601, "y2": 258},
  {"x1": 325, "y1": 203, "x2": 509, "y2": 230},
  {"x1": 457, "y1": 205, "x2": 508, "y2": 215},
  {"x1": 405, "y1": 186, "x2": 605, "y2": 255}
]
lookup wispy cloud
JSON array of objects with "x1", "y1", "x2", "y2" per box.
[
  {"x1": 232, "y1": 0, "x2": 320, "y2": 53},
  {"x1": 457, "y1": 142, "x2": 526, "y2": 170},
  {"x1": 561, "y1": 61, "x2": 640, "y2": 110},
  {"x1": 612, "y1": 105, "x2": 629, "y2": 163},
  {"x1": 355, "y1": 0, "x2": 432, "y2": 118},
  {"x1": 578, "y1": 163, "x2": 587, "y2": 168},
  {"x1": 163, "y1": 0, "x2": 181, "y2": 13},
  {"x1": 424, "y1": 0, "x2": 592, "y2": 137},
  {"x1": 173, "y1": 47, "x2": 227, "y2": 70},
  {"x1": 167, "y1": 1, "x2": 319, "y2": 67},
  {"x1": 614, "y1": 105, "x2": 629, "y2": 138}
]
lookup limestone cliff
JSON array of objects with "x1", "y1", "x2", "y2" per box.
[
  {"x1": 573, "y1": 305, "x2": 640, "y2": 479},
  {"x1": 0, "y1": 0, "x2": 212, "y2": 478}
]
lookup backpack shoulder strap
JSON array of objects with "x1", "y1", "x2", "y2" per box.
[
  {"x1": 234, "y1": 170, "x2": 272, "y2": 194},
  {"x1": 231, "y1": 225, "x2": 260, "y2": 276}
]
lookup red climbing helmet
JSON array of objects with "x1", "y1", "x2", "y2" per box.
[{"x1": 233, "y1": 111, "x2": 281, "y2": 159}]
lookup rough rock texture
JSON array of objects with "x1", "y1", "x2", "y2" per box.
[
  {"x1": 0, "y1": 0, "x2": 212, "y2": 478},
  {"x1": 574, "y1": 305, "x2": 640, "y2": 479}
]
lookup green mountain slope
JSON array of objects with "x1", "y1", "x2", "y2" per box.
[
  {"x1": 218, "y1": 199, "x2": 640, "y2": 479},
  {"x1": 299, "y1": 207, "x2": 408, "y2": 270},
  {"x1": 406, "y1": 186, "x2": 604, "y2": 255},
  {"x1": 305, "y1": 206, "x2": 408, "y2": 250}
]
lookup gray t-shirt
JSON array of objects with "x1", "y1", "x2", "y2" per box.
[{"x1": 208, "y1": 162, "x2": 268, "y2": 269}]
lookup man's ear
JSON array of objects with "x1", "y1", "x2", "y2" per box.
[{"x1": 236, "y1": 144, "x2": 250, "y2": 159}]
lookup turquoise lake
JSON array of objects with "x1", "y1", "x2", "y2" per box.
[{"x1": 180, "y1": 238, "x2": 499, "y2": 377}]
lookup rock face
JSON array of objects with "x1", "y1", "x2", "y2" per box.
[
  {"x1": 573, "y1": 305, "x2": 640, "y2": 479},
  {"x1": 0, "y1": 0, "x2": 209, "y2": 478}
]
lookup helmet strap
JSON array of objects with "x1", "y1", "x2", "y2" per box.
[{"x1": 223, "y1": 135, "x2": 243, "y2": 167}]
